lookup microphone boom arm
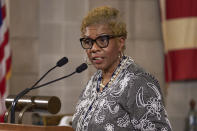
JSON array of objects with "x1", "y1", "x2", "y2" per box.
[
  {"x1": 10, "y1": 88, "x2": 31, "y2": 123},
  {"x1": 33, "y1": 71, "x2": 76, "y2": 90}
]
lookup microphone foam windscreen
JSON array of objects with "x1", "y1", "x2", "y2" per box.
[
  {"x1": 76, "y1": 63, "x2": 88, "y2": 73},
  {"x1": 56, "y1": 57, "x2": 68, "y2": 67}
]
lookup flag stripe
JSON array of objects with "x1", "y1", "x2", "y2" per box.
[
  {"x1": 162, "y1": 17, "x2": 197, "y2": 52},
  {"x1": 6, "y1": 55, "x2": 11, "y2": 74},
  {"x1": 165, "y1": 48, "x2": 197, "y2": 82},
  {"x1": 0, "y1": 29, "x2": 9, "y2": 61},
  {"x1": 166, "y1": 0, "x2": 197, "y2": 19},
  {"x1": 0, "y1": 114, "x2": 4, "y2": 122},
  {"x1": 0, "y1": 77, "x2": 5, "y2": 96},
  {"x1": 1, "y1": 4, "x2": 5, "y2": 19}
]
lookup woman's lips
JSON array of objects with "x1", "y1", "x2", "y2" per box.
[{"x1": 92, "y1": 57, "x2": 104, "y2": 64}]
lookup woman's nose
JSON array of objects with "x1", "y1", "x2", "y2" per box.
[{"x1": 91, "y1": 41, "x2": 100, "y2": 52}]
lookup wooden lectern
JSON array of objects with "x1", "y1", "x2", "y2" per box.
[{"x1": 0, "y1": 123, "x2": 74, "y2": 131}]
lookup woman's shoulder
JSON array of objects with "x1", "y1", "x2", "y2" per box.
[
  {"x1": 124, "y1": 59, "x2": 164, "y2": 105},
  {"x1": 126, "y1": 59, "x2": 160, "y2": 88},
  {"x1": 124, "y1": 59, "x2": 162, "y2": 97}
]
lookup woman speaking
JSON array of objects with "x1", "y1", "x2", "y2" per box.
[{"x1": 72, "y1": 6, "x2": 172, "y2": 131}]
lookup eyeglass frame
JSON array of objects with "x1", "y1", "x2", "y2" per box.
[{"x1": 79, "y1": 34, "x2": 123, "y2": 49}]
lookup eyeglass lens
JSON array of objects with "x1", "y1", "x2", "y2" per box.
[{"x1": 81, "y1": 35, "x2": 111, "y2": 49}]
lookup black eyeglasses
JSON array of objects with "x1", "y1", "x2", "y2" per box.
[{"x1": 80, "y1": 35, "x2": 122, "y2": 49}]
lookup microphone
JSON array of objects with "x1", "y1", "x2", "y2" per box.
[
  {"x1": 76, "y1": 63, "x2": 88, "y2": 73},
  {"x1": 10, "y1": 57, "x2": 68, "y2": 123},
  {"x1": 32, "y1": 63, "x2": 88, "y2": 90},
  {"x1": 56, "y1": 57, "x2": 68, "y2": 67}
]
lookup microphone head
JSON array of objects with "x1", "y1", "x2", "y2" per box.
[
  {"x1": 56, "y1": 57, "x2": 68, "y2": 67},
  {"x1": 76, "y1": 63, "x2": 88, "y2": 73}
]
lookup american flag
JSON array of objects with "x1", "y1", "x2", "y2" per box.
[
  {"x1": 160, "y1": 0, "x2": 197, "y2": 82},
  {"x1": 0, "y1": 0, "x2": 11, "y2": 122}
]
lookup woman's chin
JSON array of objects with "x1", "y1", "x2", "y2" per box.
[{"x1": 93, "y1": 64, "x2": 105, "y2": 70}]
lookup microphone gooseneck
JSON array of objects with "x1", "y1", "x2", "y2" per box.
[
  {"x1": 33, "y1": 63, "x2": 88, "y2": 90},
  {"x1": 10, "y1": 57, "x2": 68, "y2": 123},
  {"x1": 32, "y1": 57, "x2": 68, "y2": 88}
]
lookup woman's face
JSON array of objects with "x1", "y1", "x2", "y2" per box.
[{"x1": 84, "y1": 24, "x2": 125, "y2": 72}]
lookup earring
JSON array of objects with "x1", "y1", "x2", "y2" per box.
[{"x1": 119, "y1": 51, "x2": 123, "y2": 59}]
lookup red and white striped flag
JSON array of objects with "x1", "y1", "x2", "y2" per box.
[
  {"x1": 160, "y1": 0, "x2": 197, "y2": 82},
  {"x1": 0, "y1": 0, "x2": 11, "y2": 122}
]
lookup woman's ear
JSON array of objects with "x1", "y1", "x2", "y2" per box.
[{"x1": 118, "y1": 36, "x2": 125, "y2": 51}]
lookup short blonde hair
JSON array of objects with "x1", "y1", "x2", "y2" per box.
[{"x1": 81, "y1": 6, "x2": 127, "y2": 38}]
